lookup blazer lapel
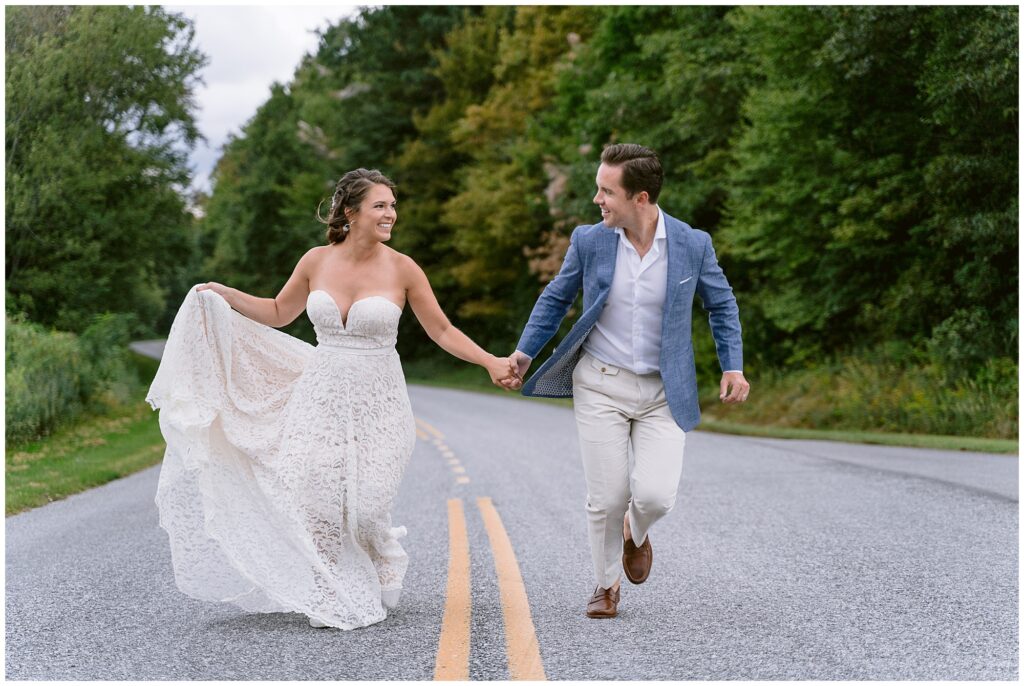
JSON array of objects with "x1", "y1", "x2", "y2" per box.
[
  {"x1": 663, "y1": 214, "x2": 690, "y2": 302},
  {"x1": 660, "y1": 214, "x2": 693, "y2": 348},
  {"x1": 595, "y1": 224, "x2": 619, "y2": 292}
]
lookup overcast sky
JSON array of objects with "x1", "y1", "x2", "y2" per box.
[{"x1": 166, "y1": 5, "x2": 358, "y2": 195}]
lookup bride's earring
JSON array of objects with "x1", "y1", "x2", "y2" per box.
[{"x1": 343, "y1": 223, "x2": 351, "y2": 233}]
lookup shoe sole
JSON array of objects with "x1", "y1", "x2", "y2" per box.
[
  {"x1": 623, "y1": 562, "x2": 650, "y2": 584},
  {"x1": 585, "y1": 611, "x2": 618, "y2": 618}
]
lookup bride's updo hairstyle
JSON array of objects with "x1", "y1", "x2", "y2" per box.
[{"x1": 317, "y1": 168, "x2": 397, "y2": 244}]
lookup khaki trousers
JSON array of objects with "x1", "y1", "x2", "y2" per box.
[{"x1": 572, "y1": 351, "x2": 687, "y2": 589}]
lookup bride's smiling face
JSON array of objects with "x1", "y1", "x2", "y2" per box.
[{"x1": 348, "y1": 184, "x2": 397, "y2": 242}]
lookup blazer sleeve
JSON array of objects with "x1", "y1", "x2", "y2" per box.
[
  {"x1": 695, "y1": 234, "x2": 743, "y2": 372},
  {"x1": 515, "y1": 226, "x2": 585, "y2": 359}
]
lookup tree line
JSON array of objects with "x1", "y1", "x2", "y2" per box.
[
  {"x1": 5, "y1": 5, "x2": 1018, "y2": 439},
  {"x1": 198, "y1": 5, "x2": 1017, "y2": 380}
]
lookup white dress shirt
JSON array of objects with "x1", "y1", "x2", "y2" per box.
[{"x1": 582, "y1": 209, "x2": 669, "y2": 374}]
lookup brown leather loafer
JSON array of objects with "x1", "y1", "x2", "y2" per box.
[
  {"x1": 585, "y1": 585, "x2": 620, "y2": 618},
  {"x1": 622, "y1": 531, "x2": 652, "y2": 584}
]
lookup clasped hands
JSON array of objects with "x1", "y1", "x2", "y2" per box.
[{"x1": 486, "y1": 351, "x2": 531, "y2": 391}]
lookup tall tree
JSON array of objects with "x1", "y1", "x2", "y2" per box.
[
  {"x1": 533, "y1": 6, "x2": 1017, "y2": 378},
  {"x1": 200, "y1": 83, "x2": 317, "y2": 296},
  {"x1": 720, "y1": 6, "x2": 1018, "y2": 368},
  {"x1": 439, "y1": 6, "x2": 600, "y2": 348},
  {"x1": 295, "y1": 6, "x2": 464, "y2": 174},
  {"x1": 912, "y1": 6, "x2": 1018, "y2": 369},
  {"x1": 6, "y1": 6, "x2": 205, "y2": 333}
]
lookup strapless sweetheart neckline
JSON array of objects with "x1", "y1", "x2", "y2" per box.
[{"x1": 309, "y1": 290, "x2": 402, "y2": 328}]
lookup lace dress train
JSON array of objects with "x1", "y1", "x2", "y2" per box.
[{"x1": 147, "y1": 287, "x2": 416, "y2": 629}]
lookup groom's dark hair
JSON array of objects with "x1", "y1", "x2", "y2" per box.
[{"x1": 600, "y1": 143, "x2": 662, "y2": 204}]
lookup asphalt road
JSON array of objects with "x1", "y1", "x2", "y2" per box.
[{"x1": 5, "y1": 383, "x2": 1018, "y2": 680}]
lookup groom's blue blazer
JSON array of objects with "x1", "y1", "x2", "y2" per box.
[{"x1": 516, "y1": 212, "x2": 742, "y2": 432}]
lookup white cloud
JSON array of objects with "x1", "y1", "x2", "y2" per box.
[{"x1": 165, "y1": 5, "x2": 358, "y2": 194}]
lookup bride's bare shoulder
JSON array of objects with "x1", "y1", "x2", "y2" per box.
[
  {"x1": 384, "y1": 246, "x2": 420, "y2": 271},
  {"x1": 288, "y1": 245, "x2": 329, "y2": 282},
  {"x1": 299, "y1": 244, "x2": 330, "y2": 265},
  {"x1": 383, "y1": 248, "x2": 427, "y2": 289}
]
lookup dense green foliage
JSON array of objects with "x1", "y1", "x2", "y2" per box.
[
  {"x1": 6, "y1": 6, "x2": 1017, "y2": 440},
  {"x1": 196, "y1": 6, "x2": 1017, "y2": 364},
  {"x1": 6, "y1": 6, "x2": 205, "y2": 334},
  {"x1": 5, "y1": 6, "x2": 205, "y2": 443},
  {"x1": 720, "y1": 7, "x2": 1018, "y2": 372},
  {"x1": 6, "y1": 313, "x2": 144, "y2": 444}
]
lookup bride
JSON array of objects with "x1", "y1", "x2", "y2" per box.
[{"x1": 148, "y1": 168, "x2": 518, "y2": 629}]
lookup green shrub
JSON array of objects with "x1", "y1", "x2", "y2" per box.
[
  {"x1": 5, "y1": 314, "x2": 143, "y2": 445},
  {"x1": 78, "y1": 313, "x2": 142, "y2": 410},
  {"x1": 6, "y1": 315, "x2": 84, "y2": 444},
  {"x1": 701, "y1": 346, "x2": 1018, "y2": 439}
]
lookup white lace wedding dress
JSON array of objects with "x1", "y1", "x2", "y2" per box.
[{"x1": 147, "y1": 287, "x2": 416, "y2": 629}]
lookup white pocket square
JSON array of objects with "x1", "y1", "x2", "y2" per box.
[{"x1": 679, "y1": 276, "x2": 693, "y2": 285}]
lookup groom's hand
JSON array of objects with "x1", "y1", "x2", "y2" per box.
[
  {"x1": 486, "y1": 356, "x2": 520, "y2": 389},
  {"x1": 719, "y1": 371, "x2": 750, "y2": 404},
  {"x1": 500, "y1": 351, "x2": 531, "y2": 390}
]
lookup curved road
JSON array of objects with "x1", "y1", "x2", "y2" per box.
[{"x1": 6, "y1": 381, "x2": 1018, "y2": 679}]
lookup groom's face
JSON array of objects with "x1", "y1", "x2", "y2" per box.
[{"x1": 593, "y1": 163, "x2": 634, "y2": 229}]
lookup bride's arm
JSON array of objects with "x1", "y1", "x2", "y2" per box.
[
  {"x1": 197, "y1": 248, "x2": 320, "y2": 327},
  {"x1": 404, "y1": 255, "x2": 516, "y2": 384}
]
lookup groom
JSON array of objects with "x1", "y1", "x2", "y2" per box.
[{"x1": 504, "y1": 144, "x2": 748, "y2": 618}]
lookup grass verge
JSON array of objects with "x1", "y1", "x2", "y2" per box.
[
  {"x1": 5, "y1": 401, "x2": 164, "y2": 515},
  {"x1": 5, "y1": 352, "x2": 164, "y2": 516},
  {"x1": 698, "y1": 419, "x2": 1017, "y2": 454}
]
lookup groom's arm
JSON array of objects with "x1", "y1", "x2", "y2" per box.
[
  {"x1": 515, "y1": 226, "x2": 586, "y2": 360},
  {"x1": 695, "y1": 233, "x2": 743, "y2": 374}
]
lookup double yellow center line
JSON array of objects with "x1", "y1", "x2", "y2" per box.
[
  {"x1": 434, "y1": 497, "x2": 546, "y2": 681},
  {"x1": 420, "y1": 419, "x2": 545, "y2": 681}
]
